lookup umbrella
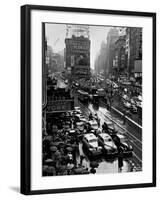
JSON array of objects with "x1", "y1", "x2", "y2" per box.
[
  {"x1": 69, "y1": 130, "x2": 76, "y2": 134},
  {"x1": 50, "y1": 146, "x2": 57, "y2": 152},
  {"x1": 59, "y1": 165, "x2": 67, "y2": 171},
  {"x1": 54, "y1": 151, "x2": 61, "y2": 157},
  {"x1": 90, "y1": 168, "x2": 96, "y2": 174},
  {"x1": 42, "y1": 165, "x2": 48, "y2": 172},
  {"x1": 67, "y1": 163, "x2": 75, "y2": 170},
  {"x1": 45, "y1": 135, "x2": 53, "y2": 142},
  {"x1": 44, "y1": 159, "x2": 53, "y2": 164},
  {"x1": 52, "y1": 142, "x2": 61, "y2": 146},
  {"x1": 66, "y1": 147, "x2": 73, "y2": 152},
  {"x1": 74, "y1": 168, "x2": 84, "y2": 174},
  {"x1": 46, "y1": 166, "x2": 56, "y2": 174},
  {"x1": 82, "y1": 170, "x2": 89, "y2": 174},
  {"x1": 49, "y1": 142, "x2": 55, "y2": 146},
  {"x1": 90, "y1": 161, "x2": 99, "y2": 168}
]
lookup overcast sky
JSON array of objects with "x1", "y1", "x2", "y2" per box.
[{"x1": 45, "y1": 23, "x2": 111, "y2": 69}]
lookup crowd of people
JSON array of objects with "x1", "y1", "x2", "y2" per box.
[{"x1": 42, "y1": 111, "x2": 101, "y2": 176}]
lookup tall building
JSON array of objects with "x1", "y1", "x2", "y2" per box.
[
  {"x1": 105, "y1": 28, "x2": 119, "y2": 78},
  {"x1": 46, "y1": 45, "x2": 64, "y2": 74},
  {"x1": 112, "y1": 35, "x2": 126, "y2": 79},
  {"x1": 126, "y1": 27, "x2": 142, "y2": 79},
  {"x1": 65, "y1": 25, "x2": 90, "y2": 79},
  {"x1": 94, "y1": 41, "x2": 107, "y2": 76}
]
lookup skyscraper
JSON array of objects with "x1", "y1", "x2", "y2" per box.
[{"x1": 105, "y1": 28, "x2": 119, "y2": 78}]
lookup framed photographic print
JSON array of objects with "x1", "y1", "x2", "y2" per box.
[{"x1": 21, "y1": 4, "x2": 156, "y2": 195}]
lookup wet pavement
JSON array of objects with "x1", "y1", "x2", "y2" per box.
[
  {"x1": 76, "y1": 142, "x2": 133, "y2": 174},
  {"x1": 74, "y1": 94, "x2": 142, "y2": 173}
]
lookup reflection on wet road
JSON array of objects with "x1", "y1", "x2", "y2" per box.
[
  {"x1": 76, "y1": 143, "x2": 133, "y2": 174},
  {"x1": 75, "y1": 95, "x2": 142, "y2": 173}
]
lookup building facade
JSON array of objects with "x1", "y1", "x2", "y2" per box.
[
  {"x1": 94, "y1": 42, "x2": 107, "y2": 76},
  {"x1": 105, "y1": 28, "x2": 119, "y2": 78},
  {"x1": 112, "y1": 35, "x2": 126, "y2": 79},
  {"x1": 126, "y1": 27, "x2": 142, "y2": 79},
  {"x1": 65, "y1": 25, "x2": 91, "y2": 79}
]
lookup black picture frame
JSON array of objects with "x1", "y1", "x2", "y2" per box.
[{"x1": 21, "y1": 4, "x2": 156, "y2": 195}]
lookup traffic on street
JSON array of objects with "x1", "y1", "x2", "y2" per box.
[{"x1": 42, "y1": 24, "x2": 142, "y2": 176}]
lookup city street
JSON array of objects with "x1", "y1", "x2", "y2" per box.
[
  {"x1": 74, "y1": 92, "x2": 142, "y2": 173},
  {"x1": 43, "y1": 24, "x2": 143, "y2": 176}
]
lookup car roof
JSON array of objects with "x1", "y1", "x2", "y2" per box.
[
  {"x1": 116, "y1": 134, "x2": 125, "y2": 139},
  {"x1": 99, "y1": 133, "x2": 112, "y2": 140},
  {"x1": 84, "y1": 133, "x2": 97, "y2": 140},
  {"x1": 106, "y1": 121, "x2": 113, "y2": 125},
  {"x1": 75, "y1": 106, "x2": 80, "y2": 110},
  {"x1": 76, "y1": 122, "x2": 84, "y2": 125},
  {"x1": 89, "y1": 120, "x2": 98, "y2": 125}
]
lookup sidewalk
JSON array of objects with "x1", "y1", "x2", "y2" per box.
[{"x1": 111, "y1": 95, "x2": 142, "y2": 126}]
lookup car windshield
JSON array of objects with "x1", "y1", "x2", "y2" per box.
[
  {"x1": 92, "y1": 123, "x2": 98, "y2": 127},
  {"x1": 104, "y1": 138, "x2": 112, "y2": 142},
  {"x1": 89, "y1": 139, "x2": 97, "y2": 143}
]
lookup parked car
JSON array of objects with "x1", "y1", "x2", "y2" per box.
[
  {"x1": 98, "y1": 133, "x2": 118, "y2": 155},
  {"x1": 111, "y1": 133, "x2": 133, "y2": 156},
  {"x1": 82, "y1": 133, "x2": 102, "y2": 157}
]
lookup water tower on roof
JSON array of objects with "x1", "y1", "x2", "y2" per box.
[{"x1": 66, "y1": 24, "x2": 90, "y2": 39}]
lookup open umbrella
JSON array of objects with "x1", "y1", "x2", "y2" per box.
[
  {"x1": 67, "y1": 163, "x2": 75, "y2": 170},
  {"x1": 51, "y1": 142, "x2": 61, "y2": 146},
  {"x1": 90, "y1": 168, "x2": 96, "y2": 174},
  {"x1": 90, "y1": 161, "x2": 99, "y2": 168},
  {"x1": 66, "y1": 147, "x2": 73, "y2": 152},
  {"x1": 59, "y1": 165, "x2": 67, "y2": 172},
  {"x1": 74, "y1": 167, "x2": 84, "y2": 174},
  {"x1": 43, "y1": 165, "x2": 48, "y2": 172},
  {"x1": 50, "y1": 146, "x2": 57, "y2": 152},
  {"x1": 54, "y1": 151, "x2": 61, "y2": 158},
  {"x1": 44, "y1": 159, "x2": 53, "y2": 164},
  {"x1": 46, "y1": 166, "x2": 56, "y2": 175},
  {"x1": 49, "y1": 142, "x2": 55, "y2": 146},
  {"x1": 45, "y1": 135, "x2": 53, "y2": 142}
]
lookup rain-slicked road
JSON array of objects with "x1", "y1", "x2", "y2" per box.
[{"x1": 74, "y1": 94, "x2": 142, "y2": 173}]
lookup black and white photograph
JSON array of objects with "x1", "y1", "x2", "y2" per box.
[
  {"x1": 20, "y1": 5, "x2": 156, "y2": 194},
  {"x1": 42, "y1": 23, "x2": 143, "y2": 177}
]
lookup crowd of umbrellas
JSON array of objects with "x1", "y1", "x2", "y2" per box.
[{"x1": 42, "y1": 112, "x2": 100, "y2": 176}]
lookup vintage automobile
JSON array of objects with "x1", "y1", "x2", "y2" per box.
[
  {"x1": 87, "y1": 120, "x2": 99, "y2": 131},
  {"x1": 103, "y1": 121, "x2": 117, "y2": 135},
  {"x1": 76, "y1": 121, "x2": 84, "y2": 132},
  {"x1": 74, "y1": 113, "x2": 84, "y2": 122},
  {"x1": 74, "y1": 106, "x2": 81, "y2": 112},
  {"x1": 96, "y1": 88, "x2": 106, "y2": 98},
  {"x1": 77, "y1": 90, "x2": 89, "y2": 102},
  {"x1": 97, "y1": 133, "x2": 118, "y2": 155},
  {"x1": 82, "y1": 133, "x2": 102, "y2": 157},
  {"x1": 111, "y1": 133, "x2": 133, "y2": 156}
]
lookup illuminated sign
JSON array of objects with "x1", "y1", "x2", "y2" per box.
[{"x1": 46, "y1": 100, "x2": 74, "y2": 112}]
